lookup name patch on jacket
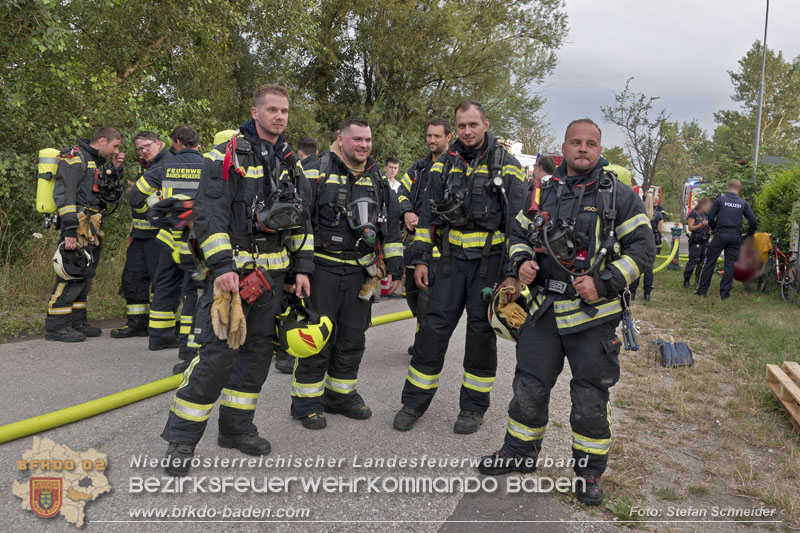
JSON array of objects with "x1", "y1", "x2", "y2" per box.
[
  {"x1": 723, "y1": 202, "x2": 742, "y2": 209},
  {"x1": 165, "y1": 168, "x2": 202, "y2": 179}
]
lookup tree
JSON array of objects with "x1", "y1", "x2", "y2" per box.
[
  {"x1": 601, "y1": 145, "x2": 632, "y2": 169},
  {"x1": 713, "y1": 41, "x2": 800, "y2": 161},
  {"x1": 601, "y1": 78, "x2": 670, "y2": 195},
  {"x1": 655, "y1": 121, "x2": 715, "y2": 226},
  {"x1": 516, "y1": 119, "x2": 558, "y2": 155},
  {"x1": 302, "y1": 0, "x2": 568, "y2": 163}
]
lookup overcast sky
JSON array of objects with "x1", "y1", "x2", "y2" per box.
[{"x1": 539, "y1": 0, "x2": 800, "y2": 152}]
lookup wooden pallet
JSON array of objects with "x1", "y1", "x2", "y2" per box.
[{"x1": 766, "y1": 361, "x2": 800, "y2": 432}]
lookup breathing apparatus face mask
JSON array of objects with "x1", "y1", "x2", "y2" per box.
[
  {"x1": 535, "y1": 216, "x2": 589, "y2": 267},
  {"x1": 347, "y1": 198, "x2": 379, "y2": 247},
  {"x1": 252, "y1": 183, "x2": 308, "y2": 233},
  {"x1": 95, "y1": 166, "x2": 123, "y2": 204},
  {"x1": 430, "y1": 190, "x2": 469, "y2": 227}
]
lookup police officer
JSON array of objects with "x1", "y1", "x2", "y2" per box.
[
  {"x1": 393, "y1": 101, "x2": 526, "y2": 435},
  {"x1": 111, "y1": 132, "x2": 172, "y2": 338},
  {"x1": 129, "y1": 126, "x2": 205, "y2": 354},
  {"x1": 291, "y1": 117, "x2": 403, "y2": 430},
  {"x1": 273, "y1": 136, "x2": 321, "y2": 375},
  {"x1": 46, "y1": 127, "x2": 125, "y2": 342},
  {"x1": 684, "y1": 197, "x2": 711, "y2": 288},
  {"x1": 160, "y1": 84, "x2": 313, "y2": 475},
  {"x1": 478, "y1": 119, "x2": 655, "y2": 507},
  {"x1": 695, "y1": 179, "x2": 757, "y2": 299},
  {"x1": 396, "y1": 117, "x2": 452, "y2": 355}
]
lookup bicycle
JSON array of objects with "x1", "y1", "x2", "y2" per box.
[{"x1": 757, "y1": 236, "x2": 798, "y2": 302}]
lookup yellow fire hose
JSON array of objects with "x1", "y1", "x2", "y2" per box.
[
  {"x1": 652, "y1": 236, "x2": 680, "y2": 274},
  {"x1": 0, "y1": 309, "x2": 415, "y2": 444}
]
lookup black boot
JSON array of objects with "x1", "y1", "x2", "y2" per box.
[
  {"x1": 172, "y1": 360, "x2": 191, "y2": 375},
  {"x1": 73, "y1": 323, "x2": 102, "y2": 337},
  {"x1": 643, "y1": 292, "x2": 651, "y2": 302},
  {"x1": 218, "y1": 431, "x2": 272, "y2": 456},
  {"x1": 45, "y1": 327, "x2": 86, "y2": 343},
  {"x1": 393, "y1": 406, "x2": 423, "y2": 431},
  {"x1": 453, "y1": 410, "x2": 484, "y2": 434},
  {"x1": 683, "y1": 279, "x2": 691, "y2": 289},
  {"x1": 111, "y1": 324, "x2": 148, "y2": 338},
  {"x1": 274, "y1": 350, "x2": 294, "y2": 374},
  {"x1": 300, "y1": 413, "x2": 327, "y2": 430},
  {"x1": 149, "y1": 336, "x2": 180, "y2": 351},
  {"x1": 575, "y1": 475, "x2": 604, "y2": 506},
  {"x1": 164, "y1": 443, "x2": 195, "y2": 476},
  {"x1": 325, "y1": 403, "x2": 372, "y2": 420},
  {"x1": 478, "y1": 449, "x2": 537, "y2": 475}
]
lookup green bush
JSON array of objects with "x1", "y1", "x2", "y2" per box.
[{"x1": 754, "y1": 165, "x2": 800, "y2": 243}]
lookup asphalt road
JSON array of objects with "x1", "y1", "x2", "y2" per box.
[{"x1": 0, "y1": 297, "x2": 622, "y2": 532}]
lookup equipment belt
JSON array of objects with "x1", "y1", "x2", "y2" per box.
[
  {"x1": 314, "y1": 248, "x2": 360, "y2": 261},
  {"x1": 231, "y1": 237, "x2": 284, "y2": 253}
]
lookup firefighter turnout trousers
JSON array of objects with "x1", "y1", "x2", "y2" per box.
[
  {"x1": 120, "y1": 236, "x2": 160, "y2": 329},
  {"x1": 291, "y1": 266, "x2": 372, "y2": 418},
  {"x1": 696, "y1": 231, "x2": 741, "y2": 298},
  {"x1": 149, "y1": 244, "x2": 189, "y2": 345},
  {"x1": 46, "y1": 237, "x2": 102, "y2": 332},
  {"x1": 161, "y1": 273, "x2": 285, "y2": 444},
  {"x1": 503, "y1": 305, "x2": 620, "y2": 477},
  {"x1": 401, "y1": 251, "x2": 500, "y2": 414},
  {"x1": 179, "y1": 276, "x2": 205, "y2": 361}
]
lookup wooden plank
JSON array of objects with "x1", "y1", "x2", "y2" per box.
[
  {"x1": 767, "y1": 364, "x2": 800, "y2": 432},
  {"x1": 783, "y1": 361, "x2": 800, "y2": 386},
  {"x1": 767, "y1": 364, "x2": 800, "y2": 405}
]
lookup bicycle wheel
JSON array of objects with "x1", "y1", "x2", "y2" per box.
[
  {"x1": 758, "y1": 257, "x2": 775, "y2": 294},
  {"x1": 781, "y1": 262, "x2": 798, "y2": 302}
]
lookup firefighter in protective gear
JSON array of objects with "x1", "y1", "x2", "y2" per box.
[
  {"x1": 45, "y1": 127, "x2": 124, "y2": 342},
  {"x1": 111, "y1": 132, "x2": 172, "y2": 339},
  {"x1": 396, "y1": 117, "x2": 451, "y2": 355},
  {"x1": 291, "y1": 117, "x2": 403, "y2": 430},
  {"x1": 394, "y1": 102, "x2": 527, "y2": 435},
  {"x1": 160, "y1": 84, "x2": 313, "y2": 476},
  {"x1": 478, "y1": 119, "x2": 655, "y2": 507},
  {"x1": 273, "y1": 136, "x2": 321, "y2": 375},
  {"x1": 129, "y1": 126, "x2": 204, "y2": 356}
]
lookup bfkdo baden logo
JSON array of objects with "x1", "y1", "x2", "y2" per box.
[
  {"x1": 30, "y1": 477, "x2": 63, "y2": 518},
  {"x1": 12, "y1": 437, "x2": 111, "y2": 527}
]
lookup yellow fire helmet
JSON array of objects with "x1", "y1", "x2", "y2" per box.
[{"x1": 275, "y1": 294, "x2": 333, "y2": 358}]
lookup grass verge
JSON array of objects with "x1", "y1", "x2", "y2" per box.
[{"x1": 602, "y1": 267, "x2": 800, "y2": 528}]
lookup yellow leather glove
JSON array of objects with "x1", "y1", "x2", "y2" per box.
[
  {"x1": 227, "y1": 293, "x2": 247, "y2": 350},
  {"x1": 498, "y1": 300, "x2": 527, "y2": 329},
  {"x1": 76, "y1": 213, "x2": 91, "y2": 247},
  {"x1": 90, "y1": 213, "x2": 104, "y2": 240},
  {"x1": 211, "y1": 281, "x2": 232, "y2": 341},
  {"x1": 76, "y1": 213, "x2": 104, "y2": 247},
  {"x1": 358, "y1": 276, "x2": 380, "y2": 302}
]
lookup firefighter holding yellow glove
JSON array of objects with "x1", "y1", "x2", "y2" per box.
[
  {"x1": 160, "y1": 84, "x2": 314, "y2": 476},
  {"x1": 478, "y1": 119, "x2": 655, "y2": 507}
]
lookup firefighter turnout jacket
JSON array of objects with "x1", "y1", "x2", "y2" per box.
[
  {"x1": 129, "y1": 147, "x2": 172, "y2": 238},
  {"x1": 508, "y1": 158, "x2": 656, "y2": 334},
  {"x1": 196, "y1": 122, "x2": 314, "y2": 279},
  {"x1": 411, "y1": 133, "x2": 527, "y2": 275},
  {"x1": 53, "y1": 138, "x2": 119, "y2": 238},
  {"x1": 311, "y1": 152, "x2": 403, "y2": 278}
]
